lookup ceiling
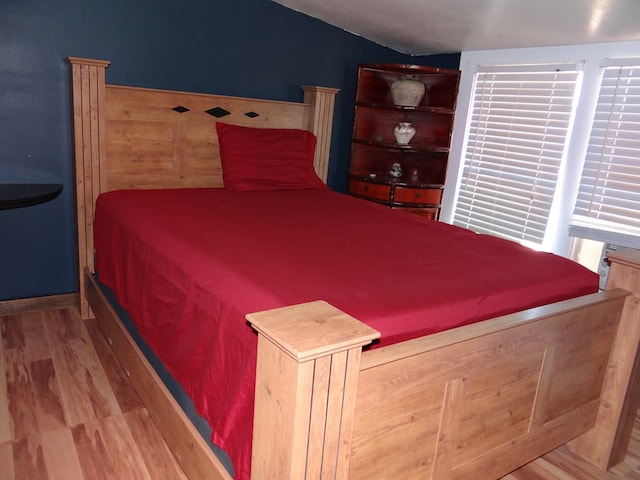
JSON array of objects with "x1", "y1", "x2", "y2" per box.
[{"x1": 272, "y1": 0, "x2": 640, "y2": 55}]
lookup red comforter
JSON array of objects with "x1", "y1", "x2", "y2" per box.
[{"x1": 94, "y1": 188, "x2": 598, "y2": 480}]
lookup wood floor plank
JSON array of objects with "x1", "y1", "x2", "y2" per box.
[
  {"x1": 50, "y1": 341, "x2": 102, "y2": 426},
  {"x1": 30, "y1": 358, "x2": 67, "y2": 432},
  {"x1": 4, "y1": 347, "x2": 39, "y2": 440},
  {"x1": 2, "y1": 307, "x2": 188, "y2": 480},
  {"x1": 46, "y1": 310, "x2": 121, "y2": 426},
  {"x1": 12, "y1": 434, "x2": 49, "y2": 480},
  {"x1": 0, "y1": 441, "x2": 14, "y2": 480},
  {"x1": 42, "y1": 309, "x2": 85, "y2": 344},
  {"x1": 93, "y1": 414, "x2": 152, "y2": 480},
  {"x1": 71, "y1": 422, "x2": 119, "y2": 480},
  {"x1": 1, "y1": 316, "x2": 25, "y2": 350},
  {"x1": 0, "y1": 336, "x2": 10, "y2": 443},
  {"x1": 125, "y1": 408, "x2": 188, "y2": 480},
  {"x1": 41, "y1": 428, "x2": 85, "y2": 480},
  {"x1": 21, "y1": 311, "x2": 51, "y2": 362},
  {"x1": 70, "y1": 336, "x2": 122, "y2": 419},
  {"x1": 85, "y1": 318, "x2": 145, "y2": 413}
]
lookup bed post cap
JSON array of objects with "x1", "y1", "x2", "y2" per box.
[
  {"x1": 301, "y1": 85, "x2": 341, "y2": 94},
  {"x1": 247, "y1": 300, "x2": 379, "y2": 361},
  {"x1": 66, "y1": 57, "x2": 111, "y2": 68}
]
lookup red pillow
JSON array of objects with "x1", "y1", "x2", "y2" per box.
[{"x1": 216, "y1": 123, "x2": 328, "y2": 191}]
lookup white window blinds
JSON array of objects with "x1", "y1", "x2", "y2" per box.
[
  {"x1": 453, "y1": 65, "x2": 581, "y2": 247},
  {"x1": 570, "y1": 59, "x2": 640, "y2": 247}
]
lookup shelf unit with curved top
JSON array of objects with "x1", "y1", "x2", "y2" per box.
[{"x1": 348, "y1": 63, "x2": 460, "y2": 220}]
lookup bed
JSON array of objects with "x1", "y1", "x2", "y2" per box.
[{"x1": 68, "y1": 57, "x2": 640, "y2": 480}]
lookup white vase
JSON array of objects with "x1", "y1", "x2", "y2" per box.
[
  {"x1": 393, "y1": 122, "x2": 416, "y2": 145},
  {"x1": 391, "y1": 75, "x2": 426, "y2": 107}
]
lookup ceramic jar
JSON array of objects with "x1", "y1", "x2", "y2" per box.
[
  {"x1": 391, "y1": 75, "x2": 426, "y2": 107},
  {"x1": 393, "y1": 122, "x2": 416, "y2": 145}
]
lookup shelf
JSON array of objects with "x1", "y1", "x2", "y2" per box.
[
  {"x1": 355, "y1": 101, "x2": 455, "y2": 115},
  {"x1": 348, "y1": 63, "x2": 460, "y2": 221},
  {"x1": 0, "y1": 183, "x2": 63, "y2": 210},
  {"x1": 351, "y1": 138, "x2": 449, "y2": 153}
]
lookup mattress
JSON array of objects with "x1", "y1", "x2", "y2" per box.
[{"x1": 94, "y1": 188, "x2": 599, "y2": 480}]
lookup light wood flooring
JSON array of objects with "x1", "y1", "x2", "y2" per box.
[
  {"x1": 0, "y1": 307, "x2": 186, "y2": 480},
  {"x1": 1, "y1": 306, "x2": 639, "y2": 479}
]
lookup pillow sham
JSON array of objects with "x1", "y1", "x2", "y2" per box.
[{"x1": 216, "y1": 122, "x2": 328, "y2": 191}]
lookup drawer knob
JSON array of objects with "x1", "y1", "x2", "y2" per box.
[{"x1": 416, "y1": 192, "x2": 422, "y2": 199}]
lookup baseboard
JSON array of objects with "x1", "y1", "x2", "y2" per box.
[{"x1": 0, "y1": 293, "x2": 78, "y2": 316}]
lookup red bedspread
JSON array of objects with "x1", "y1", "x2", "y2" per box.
[{"x1": 94, "y1": 188, "x2": 598, "y2": 480}]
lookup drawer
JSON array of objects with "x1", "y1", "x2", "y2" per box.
[
  {"x1": 393, "y1": 186, "x2": 442, "y2": 205},
  {"x1": 393, "y1": 206, "x2": 440, "y2": 220},
  {"x1": 349, "y1": 179, "x2": 391, "y2": 202}
]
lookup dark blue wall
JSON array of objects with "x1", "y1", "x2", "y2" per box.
[{"x1": 0, "y1": 0, "x2": 460, "y2": 301}]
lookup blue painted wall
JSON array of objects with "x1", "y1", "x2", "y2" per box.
[{"x1": 0, "y1": 0, "x2": 460, "y2": 301}]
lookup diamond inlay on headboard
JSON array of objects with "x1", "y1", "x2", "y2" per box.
[
  {"x1": 172, "y1": 106, "x2": 190, "y2": 113},
  {"x1": 205, "y1": 107, "x2": 231, "y2": 118}
]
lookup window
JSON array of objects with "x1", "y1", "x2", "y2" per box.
[
  {"x1": 444, "y1": 42, "x2": 640, "y2": 257},
  {"x1": 570, "y1": 59, "x2": 640, "y2": 249},
  {"x1": 452, "y1": 64, "x2": 581, "y2": 248}
]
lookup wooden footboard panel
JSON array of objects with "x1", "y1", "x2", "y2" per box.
[
  {"x1": 348, "y1": 290, "x2": 627, "y2": 479},
  {"x1": 248, "y1": 289, "x2": 630, "y2": 480}
]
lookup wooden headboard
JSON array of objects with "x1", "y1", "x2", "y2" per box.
[{"x1": 68, "y1": 57, "x2": 339, "y2": 318}]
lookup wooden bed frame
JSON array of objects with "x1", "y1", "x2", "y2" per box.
[{"x1": 68, "y1": 57, "x2": 640, "y2": 480}]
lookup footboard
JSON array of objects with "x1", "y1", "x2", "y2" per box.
[
  {"x1": 349, "y1": 290, "x2": 625, "y2": 479},
  {"x1": 248, "y1": 251, "x2": 640, "y2": 480}
]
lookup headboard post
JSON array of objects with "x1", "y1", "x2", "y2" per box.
[
  {"x1": 303, "y1": 86, "x2": 339, "y2": 183},
  {"x1": 67, "y1": 57, "x2": 110, "y2": 319}
]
